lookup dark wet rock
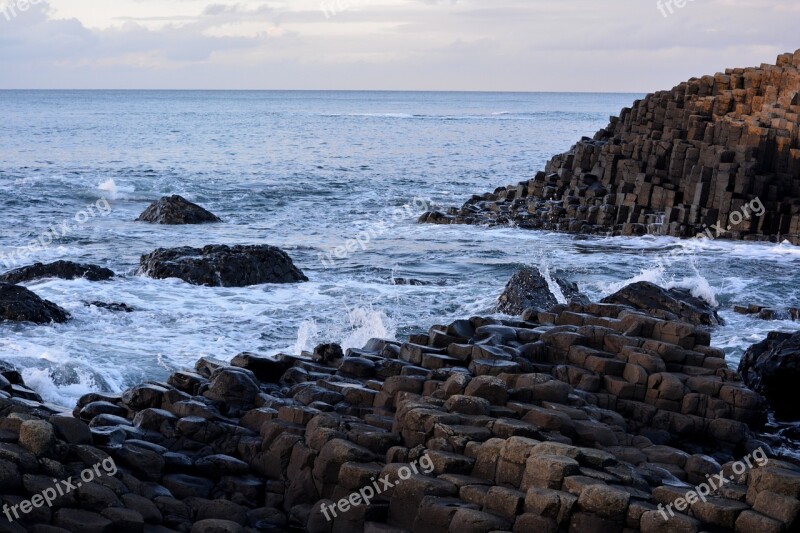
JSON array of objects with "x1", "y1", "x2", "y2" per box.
[
  {"x1": 0, "y1": 261, "x2": 114, "y2": 284},
  {"x1": 601, "y1": 281, "x2": 722, "y2": 326},
  {"x1": 391, "y1": 278, "x2": 431, "y2": 286},
  {"x1": 136, "y1": 195, "x2": 221, "y2": 225},
  {"x1": 205, "y1": 367, "x2": 261, "y2": 406},
  {"x1": 312, "y1": 343, "x2": 344, "y2": 365},
  {"x1": 740, "y1": 331, "x2": 800, "y2": 420},
  {"x1": 18, "y1": 420, "x2": 56, "y2": 455},
  {"x1": 0, "y1": 360, "x2": 24, "y2": 385},
  {"x1": 0, "y1": 283, "x2": 69, "y2": 324},
  {"x1": 734, "y1": 304, "x2": 796, "y2": 322},
  {"x1": 85, "y1": 301, "x2": 135, "y2": 312},
  {"x1": 497, "y1": 267, "x2": 585, "y2": 315},
  {"x1": 138, "y1": 245, "x2": 308, "y2": 287},
  {"x1": 53, "y1": 508, "x2": 113, "y2": 533},
  {"x1": 230, "y1": 353, "x2": 291, "y2": 384}
]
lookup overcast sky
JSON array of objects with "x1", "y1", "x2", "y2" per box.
[{"x1": 1, "y1": 0, "x2": 798, "y2": 91}]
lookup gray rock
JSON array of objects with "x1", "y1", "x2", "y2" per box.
[
  {"x1": 497, "y1": 268, "x2": 585, "y2": 315},
  {"x1": 18, "y1": 420, "x2": 56, "y2": 456},
  {"x1": 138, "y1": 245, "x2": 307, "y2": 287},
  {"x1": 136, "y1": 195, "x2": 221, "y2": 225},
  {"x1": 739, "y1": 331, "x2": 800, "y2": 420},
  {"x1": 0, "y1": 261, "x2": 114, "y2": 284},
  {"x1": 0, "y1": 283, "x2": 69, "y2": 324},
  {"x1": 601, "y1": 281, "x2": 722, "y2": 326}
]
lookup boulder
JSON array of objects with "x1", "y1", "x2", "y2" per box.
[
  {"x1": 136, "y1": 195, "x2": 221, "y2": 225},
  {"x1": 312, "y1": 343, "x2": 344, "y2": 365},
  {"x1": 601, "y1": 281, "x2": 722, "y2": 326},
  {"x1": 0, "y1": 283, "x2": 69, "y2": 323},
  {"x1": 497, "y1": 268, "x2": 585, "y2": 315},
  {"x1": 0, "y1": 261, "x2": 114, "y2": 283},
  {"x1": 138, "y1": 245, "x2": 308, "y2": 287},
  {"x1": 739, "y1": 331, "x2": 800, "y2": 420}
]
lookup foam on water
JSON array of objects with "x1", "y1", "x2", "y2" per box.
[
  {"x1": 97, "y1": 179, "x2": 136, "y2": 201},
  {"x1": 540, "y1": 264, "x2": 568, "y2": 305}
]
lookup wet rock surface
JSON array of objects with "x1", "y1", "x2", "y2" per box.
[
  {"x1": 136, "y1": 195, "x2": 222, "y2": 225},
  {"x1": 420, "y1": 50, "x2": 800, "y2": 244},
  {"x1": 601, "y1": 281, "x2": 723, "y2": 326},
  {"x1": 138, "y1": 245, "x2": 308, "y2": 287},
  {"x1": 0, "y1": 282, "x2": 795, "y2": 532},
  {"x1": 0, "y1": 261, "x2": 115, "y2": 284},
  {"x1": 85, "y1": 302, "x2": 136, "y2": 313},
  {"x1": 739, "y1": 331, "x2": 800, "y2": 421},
  {"x1": 0, "y1": 282, "x2": 69, "y2": 324},
  {"x1": 497, "y1": 268, "x2": 586, "y2": 315}
]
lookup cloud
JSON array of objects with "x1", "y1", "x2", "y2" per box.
[{"x1": 0, "y1": 0, "x2": 798, "y2": 90}]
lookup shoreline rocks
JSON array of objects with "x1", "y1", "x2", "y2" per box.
[
  {"x1": 137, "y1": 245, "x2": 308, "y2": 287},
  {"x1": 1, "y1": 282, "x2": 796, "y2": 532},
  {"x1": 497, "y1": 268, "x2": 586, "y2": 315},
  {"x1": 136, "y1": 195, "x2": 222, "y2": 225},
  {"x1": 0, "y1": 282, "x2": 69, "y2": 324},
  {"x1": 0, "y1": 261, "x2": 114, "y2": 284},
  {"x1": 421, "y1": 50, "x2": 800, "y2": 244},
  {"x1": 600, "y1": 281, "x2": 723, "y2": 326},
  {"x1": 739, "y1": 331, "x2": 800, "y2": 421}
]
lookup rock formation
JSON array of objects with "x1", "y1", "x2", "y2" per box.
[
  {"x1": 138, "y1": 245, "x2": 308, "y2": 287},
  {"x1": 1, "y1": 284, "x2": 797, "y2": 532},
  {"x1": 497, "y1": 268, "x2": 585, "y2": 315},
  {"x1": 136, "y1": 195, "x2": 222, "y2": 225},
  {"x1": 0, "y1": 261, "x2": 114, "y2": 284},
  {"x1": 739, "y1": 331, "x2": 800, "y2": 421},
  {"x1": 601, "y1": 282, "x2": 722, "y2": 326},
  {"x1": 421, "y1": 50, "x2": 800, "y2": 243},
  {"x1": 0, "y1": 283, "x2": 69, "y2": 323}
]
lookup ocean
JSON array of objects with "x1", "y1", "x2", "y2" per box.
[{"x1": 0, "y1": 90, "x2": 798, "y2": 406}]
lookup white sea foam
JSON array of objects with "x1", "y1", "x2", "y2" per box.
[{"x1": 98, "y1": 179, "x2": 136, "y2": 200}]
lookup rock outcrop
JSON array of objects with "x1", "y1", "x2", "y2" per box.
[
  {"x1": 497, "y1": 268, "x2": 585, "y2": 315},
  {"x1": 421, "y1": 50, "x2": 800, "y2": 243},
  {"x1": 734, "y1": 303, "x2": 800, "y2": 321},
  {"x1": 0, "y1": 261, "x2": 114, "y2": 284},
  {"x1": 136, "y1": 195, "x2": 222, "y2": 225},
  {"x1": 1, "y1": 287, "x2": 795, "y2": 532},
  {"x1": 138, "y1": 245, "x2": 308, "y2": 287},
  {"x1": 0, "y1": 283, "x2": 69, "y2": 323},
  {"x1": 739, "y1": 331, "x2": 800, "y2": 420},
  {"x1": 602, "y1": 281, "x2": 723, "y2": 326}
]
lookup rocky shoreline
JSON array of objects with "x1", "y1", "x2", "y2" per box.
[
  {"x1": 420, "y1": 50, "x2": 800, "y2": 244},
  {"x1": 0, "y1": 273, "x2": 798, "y2": 532},
  {"x1": 0, "y1": 57, "x2": 799, "y2": 531}
]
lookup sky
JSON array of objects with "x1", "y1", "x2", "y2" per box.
[{"x1": 0, "y1": 0, "x2": 798, "y2": 92}]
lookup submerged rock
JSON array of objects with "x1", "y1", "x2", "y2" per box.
[
  {"x1": 136, "y1": 195, "x2": 221, "y2": 225},
  {"x1": 0, "y1": 261, "x2": 114, "y2": 283},
  {"x1": 739, "y1": 331, "x2": 800, "y2": 420},
  {"x1": 497, "y1": 267, "x2": 585, "y2": 315},
  {"x1": 0, "y1": 283, "x2": 69, "y2": 324},
  {"x1": 138, "y1": 244, "x2": 308, "y2": 287},
  {"x1": 85, "y1": 301, "x2": 135, "y2": 313},
  {"x1": 602, "y1": 281, "x2": 722, "y2": 326}
]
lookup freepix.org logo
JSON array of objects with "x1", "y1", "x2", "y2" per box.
[{"x1": 1, "y1": 0, "x2": 43, "y2": 22}]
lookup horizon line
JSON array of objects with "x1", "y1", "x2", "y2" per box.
[{"x1": 0, "y1": 88, "x2": 648, "y2": 95}]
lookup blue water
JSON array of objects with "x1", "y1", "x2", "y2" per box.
[{"x1": 0, "y1": 90, "x2": 798, "y2": 406}]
